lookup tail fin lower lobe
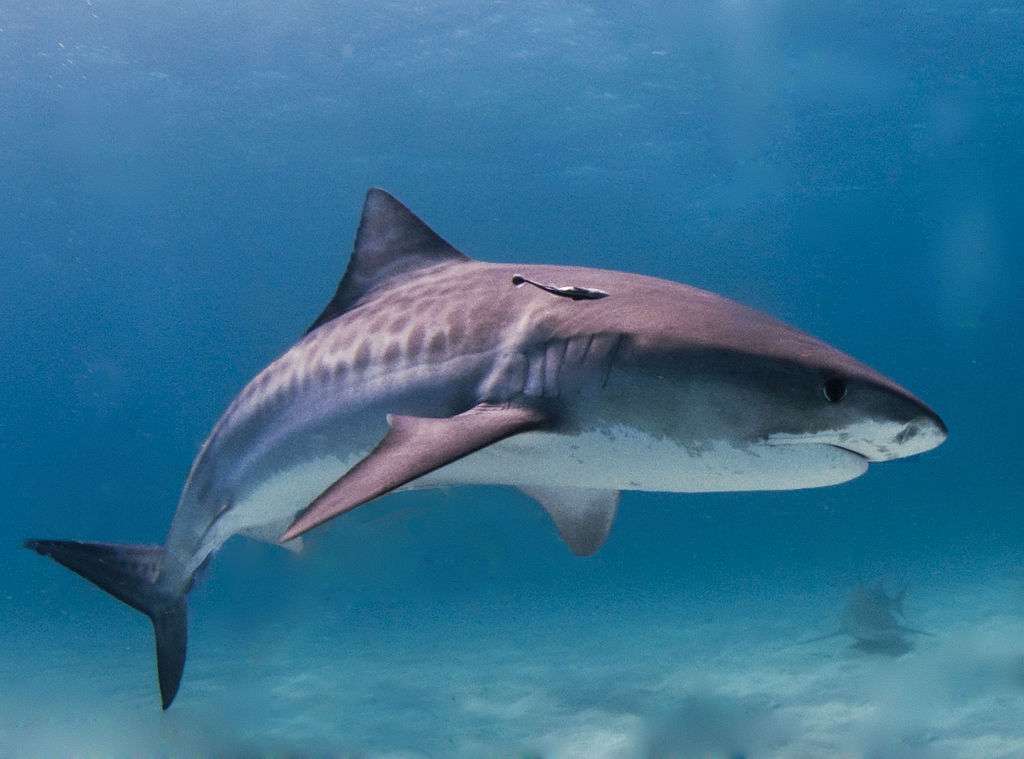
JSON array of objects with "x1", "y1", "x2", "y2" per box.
[{"x1": 24, "y1": 539, "x2": 188, "y2": 709}]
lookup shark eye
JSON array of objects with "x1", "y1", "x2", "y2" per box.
[{"x1": 823, "y1": 377, "x2": 848, "y2": 403}]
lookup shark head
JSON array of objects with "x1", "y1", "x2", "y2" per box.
[
  {"x1": 594, "y1": 275, "x2": 947, "y2": 488},
  {"x1": 718, "y1": 325, "x2": 948, "y2": 465},
  {"x1": 760, "y1": 356, "x2": 948, "y2": 465}
]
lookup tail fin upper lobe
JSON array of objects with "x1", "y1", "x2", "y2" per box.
[{"x1": 24, "y1": 539, "x2": 188, "y2": 709}]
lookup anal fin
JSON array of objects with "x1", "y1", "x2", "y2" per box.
[
  {"x1": 520, "y1": 486, "x2": 619, "y2": 556},
  {"x1": 282, "y1": 403, "x2": 549, "y2": 541}
]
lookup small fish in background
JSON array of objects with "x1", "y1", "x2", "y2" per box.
[{"x1": 803, "y1": 581, "x2": 933, "y2": 656}]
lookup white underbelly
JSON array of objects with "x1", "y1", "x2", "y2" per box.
[
  {"x1": 212, "y1": 451, "x2": 364, "y2": 550},
  {"x1": 221, "y1": 424, "x2": 867, "y2": 550},
  {"x1": 428, "y1": 425, "x2": 868, "y2": 492}
]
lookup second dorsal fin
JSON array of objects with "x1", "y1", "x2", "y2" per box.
[{"x1": 307, "y1": 188, "x2": 468, "y2": 334}]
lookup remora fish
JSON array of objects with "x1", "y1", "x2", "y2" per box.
[{"x1": 26, "y1": 189, "x2": 947, "y2": 708}]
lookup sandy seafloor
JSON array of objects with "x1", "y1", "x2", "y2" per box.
[
  {"x1": 4, "y1": 494, "x2": 1024, "y2": 759},
  {"x1": 2, "y1": 1, "x2": 1022, "y2": 755}
]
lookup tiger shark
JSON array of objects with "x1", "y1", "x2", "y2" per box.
[{"x1": 26, "y1": 188, "x2": 947, "y2": 708}]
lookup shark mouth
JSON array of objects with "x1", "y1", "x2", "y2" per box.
[
  {"x1": 827, "y1": 443, "x2": 870, "y2": 462},
  {"x1": 766, "y1": 431, "x2": 882, "y2": 463},
  {"x1": 766, "y1": 417, "x2": 946, "y2": 463},
  {"x1": 767, "y1": 439, "x2": 870, "y2": 464},
  {"x1": 750, "y1": 437, "x2": 870, "y2": 489}
]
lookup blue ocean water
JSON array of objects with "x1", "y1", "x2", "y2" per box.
[{"x1": 1, "y1": 1, "x2": 1022, "y2": 756}]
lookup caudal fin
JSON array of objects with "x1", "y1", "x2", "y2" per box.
[{"x1": 24, "y1": 539, "x2": 188, "y2": 709}]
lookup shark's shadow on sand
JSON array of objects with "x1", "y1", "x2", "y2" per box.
[{"x1": 803, "y1": 581, "x2": 933, "y2": 656}]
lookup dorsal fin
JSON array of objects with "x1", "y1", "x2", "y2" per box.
[{"x1": 306, "y1": 188, "x2": 468, "y2": 334}]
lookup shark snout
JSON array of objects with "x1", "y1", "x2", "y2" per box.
[
  {"x1": 833, "y1": 412, "x2": 947, "y2": 463},
  {"x1": 767, "y1": 411, "x2": 946, "y2": 464},
  {"x1": 885, "y1": 412, "x2": 947, "y2": 460}
]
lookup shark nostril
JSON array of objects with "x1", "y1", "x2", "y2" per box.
[{"x1": 894, "y1": 423, "x2": 920, "y2": 446}]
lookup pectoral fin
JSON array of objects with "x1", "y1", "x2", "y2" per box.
[
  {"x1": 282, "y1": 404, "x2": 549, "y2": 541},
  {"x1": 520, "y1": 486, "x2": 619, "y2": 556}
]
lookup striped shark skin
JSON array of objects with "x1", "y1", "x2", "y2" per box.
[{"x1": 26, "y1": 188, "x2": 947, "y2": 708}]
